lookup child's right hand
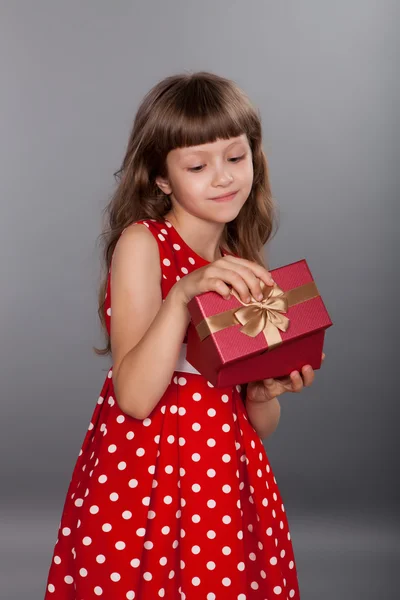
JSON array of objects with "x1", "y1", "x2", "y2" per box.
[{"x1": 173, "y1": 255, "x2": 275, "y2": 306}]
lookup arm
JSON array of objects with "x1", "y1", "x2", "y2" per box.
[
  {"x1": 240, "y1": 383, "x2": 281, "y2": 440},
  {"x1": 110, "y1": 225, "x2": 191, "y2": 420},
  {"x1": 245, "y1": 396, "x2": 281, "y2": 440}
]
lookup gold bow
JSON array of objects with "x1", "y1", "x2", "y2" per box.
[{"x1": 230, "y1": 281, "x2": 290, "y2": 349}]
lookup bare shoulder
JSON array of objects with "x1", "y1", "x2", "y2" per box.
[{"x1": 112, "y1": 222, "x2": 160, "y2": 273}]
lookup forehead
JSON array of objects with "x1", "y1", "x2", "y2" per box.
[{"x1": 171, "y1": 134, "x2": 249, "y2": 158}]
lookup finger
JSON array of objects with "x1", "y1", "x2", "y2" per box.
[
  {"x1": 221, "y1": 255, "x2": 275, "y2": 288},
  {"x1": 206, "y1": 267, "x2": 251, "y2": 303},
  {"x1": 301, "y1": 365, "x2": 315, "y2": 387},
  {"x1": 321, "y1": 352, "x2": 326, "y2": 362},
  {"x1": 289, "y1": 371, "x2": 304, "y2": 392}
]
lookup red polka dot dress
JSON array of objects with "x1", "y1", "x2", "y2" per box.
[{"x1": 44, "y1": 218, "x2": 300, "y2": 600}]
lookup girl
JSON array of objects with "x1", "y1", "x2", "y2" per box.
[{"x1": 44, "y1": 71, "x2": 323, "y2": 600}]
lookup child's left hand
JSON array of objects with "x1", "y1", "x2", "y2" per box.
[{"x1": 246, "y1": 352, "x2": 326, "y2": 404}]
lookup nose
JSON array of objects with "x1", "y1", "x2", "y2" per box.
[{"x1": 211, "y1": 163, "x2": 234, "y2": 187}]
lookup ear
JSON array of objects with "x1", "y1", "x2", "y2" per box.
[{"x1": 155, "y1": 175, "x2": 172, "y2": 195}]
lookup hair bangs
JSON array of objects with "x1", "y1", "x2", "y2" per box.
[{"x1": 157, "y1": 77, "x2": 258, "y2": 153}]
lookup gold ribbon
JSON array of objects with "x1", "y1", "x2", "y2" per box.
[{"x1": 195, "y1": 280, "x2": 320, "y2": 351}]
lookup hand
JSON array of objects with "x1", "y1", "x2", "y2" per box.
[
  {"x1": 246, "y1": 352, "x2": 326, "y2": 404},
  {"x1": 173, "y1": 255, "x2": 275, "y2": 306}
]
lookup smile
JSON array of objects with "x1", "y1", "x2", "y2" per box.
[{"x1": 210, "y1": 191, "x2": 238, "y2": 202}]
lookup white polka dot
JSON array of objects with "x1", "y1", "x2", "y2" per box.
[
  {"x1": 222, "y1": 454, "x2": 231, "y2": 463},
  {"x1": 126, "y1": 592, "x2": 135, "y2": 600},
  {"x1": 273, "y1": 586, "x2": 282, "y2": 595},
  {"x1": 289, "y1": 560, "x2": 294, "y2": 569},
  {"x1": 53, "y1": 555, "x2": 61, "y2": 564},
  {"x1": 289, "y1": 591, "x2": 296, "y2": 598},
  {"x1": 221, "y1": 394, "x2": 229, "y2": 402},
  {"x1": 142, "y1": 496, "x2": 150, "y2": 506},
  {"x1": 165, "y1": 465, "x2": 173, "y2": 474},
  {"x1": 118, "y1": 461, "x2": 127, "y2": 470},
  {"x1": 192, "y1": 453, "x2": 201, "y2": 462},
  {"x1": 207, "y1": 408, "x2": 216, "y2": 417},
  {"x1": 222, "y1": 577, "x2": 231, "y2": 586},
  {"x1": 222, "y1": 424, "x2": 230, "y2": 432},
  {"x1": 164, "y1": 495, "x2": 173, "y2": 504},
  {"x1": 207, "y1": 530, "x2": 216, "y2": 539},
  {"x1": 102, "y1": 523, "x2": 112, "y2": 532},
  {"x1": 266, "y1": 527, "x2": 273, "y2": 536},
  {"x1": 192, "y1": 577, "x2": 201, "y2": 586},
  {"x1": 79, "y1": 568, "x2": 88, "y2": 577},
  {"x1": 178, "y1": 407, "x2": 186, "y2": 415},
  {"x1": 126, "y1": 431, "x2": 134, "y2": 440},
  {"x1": 94, "y1": 586, "x2": 103, "y2": 595},
  {"x1": 189, "y1": 257, "x2": 196, "y2": 264},
  {"x1": 222, "y1": 485, "x2": 231, "y2": 493},
  {"x1": 47, "y1": 584, "x2": 55, "y2": 593},
  {"x1": 98, "y1": 475, "x2": 107, "y2": 484},
  {"x1": 148, "y1": 510, "x2": 156, "y2": 519},
  {"x1": 62, "y1": 527, "x2": 71, "y2": 536},
  {"x1": 96, "y1": 554, "x2": 106, "y2": 563},
  {"x1": 162, "y1": 526, "x2": 170, "y2": 535},
  {"x1": 222, "y1": 546, "x2": 231, "y2": 555},
  {"x1": 179, "y1": 437, "x2": 186, "y2": 446},
  {"x1": 143, "y1": 572, "x2": 152, "y2": 581},
  {"x1": 97, "y1": 396, "x2": 104, "y2": 405},
  {"x1": 237, "y1": 562, "x2": 245, "y2": 571},
  {"x1": 251, "y1": 581, "x2": 259, "y2": 589},
  {"x1": 163, "y1": 258, "x2": 171, "y2": 266},
  {"x1": 136, "y1": 448, "x2": 145, "y2": 457},
  {"x1": 207, "y1": 561, "x2": 216, "y2": 570},
  {"x1": 249, "y1": 552, "x2": 256, "y2": 561},
  {"x1": 192, "y1": 392, "x2": 202, "y2": 401},
  {"x1": 270, "y1": 556, "x2": 278, "y2": 565},
  {"x1": 207, "y1": 438, "x2": 216, "y2": 447},
  {"x1": 82, "y1": 536, "x2": 92, "y2": 546},
  {"x1": 222, "y1": 515, "x2": 231, "y2": 524},
  {"x1": 116, "y1": 415, "x2": 125, "y2": 423},
  {"x1": 136, "y1": 528, "x2": 146, "y2": 537},
  {"x1": 192, "y1": 422, "x2": 201, "y2": 431},
  {"x1": 115, "y1": 541, "x2": 126, "y2": 550},
  {"x1": 109, "y1": 492, "x2": 119, "y2": 502},
  {"x1": 178, "y1": 377, "x2": 187, "y2": 386},
  {"x1": 238, "y1": 595, "x2": 246, "y2": 600},
  {"x1": 167, "y1": 435, "x2": 175, "y2": 443},
  {"x1": 207, "y1": 469, "x2": 216, "y2": 478},
  {"x1": 158, "y1": 589, "x2": 165, "y2": 597},
  {"x1": 74, "y1": 498, "x2": 83, "y2": 507},
  {"x1": 148, "y1": 465, "x2": 155, "y2": 475},
  {"x1": 144, "y1": 541, "x2": 153, "y2": 550},
  {"x1": 130, "y1": 558, "x2": 140, "y2": 567},
  {"x1": 129, "y1": 479, "x2": 138, "y2": 488},
  {"x1": 170, "y1": 405, "x2": 178, "y2": 414},
  {"x1": 207, "y1": 499, "x2": 216, "y2": 508},
  {"x1": 89, "y1": 505, "x2": 99, "y2": 514},
  {"x1": 191, "y1": 545, "x2": 201, "y2": 554},
  {"x1": 64, "y1": 575, "x2": 74, "y2": 584},
  {"x1": 192, "y1": 484, "x2": 201, "y2": 493}
]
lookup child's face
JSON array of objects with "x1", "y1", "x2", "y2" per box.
[{"x1": 156, "y1": 134, "x2": 254, "y2": 223}]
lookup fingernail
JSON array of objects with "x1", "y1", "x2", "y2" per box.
[{"x1": 257, "y1": 293, "x2": 263, "y2": 301}]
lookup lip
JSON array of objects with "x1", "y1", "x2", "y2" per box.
[{"x1": 210, "y1": 190, "x2": 239, "y2": 202}]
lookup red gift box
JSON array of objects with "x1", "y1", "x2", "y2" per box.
[{"x1": 186, "y1": 259, "x2": 333, "y2": 388}]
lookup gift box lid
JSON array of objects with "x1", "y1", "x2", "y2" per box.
[{"x1": 187, "y1": 258, "x2": 333, "y2": 366}]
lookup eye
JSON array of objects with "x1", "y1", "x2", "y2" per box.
[
  {"x1": 228, "y1": 154, "x2": 246, "y2": 163},
  {"x1": 188, "y1": 164, "x2": 205, "y2": 173}
]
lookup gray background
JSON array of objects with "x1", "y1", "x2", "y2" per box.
[{"x1": 1, "y1": 0, "x2": 398, "y2": 598}]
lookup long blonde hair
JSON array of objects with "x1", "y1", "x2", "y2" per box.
[{"x1": 94, "y1": 71, "x2": 279, "y2": 355}]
